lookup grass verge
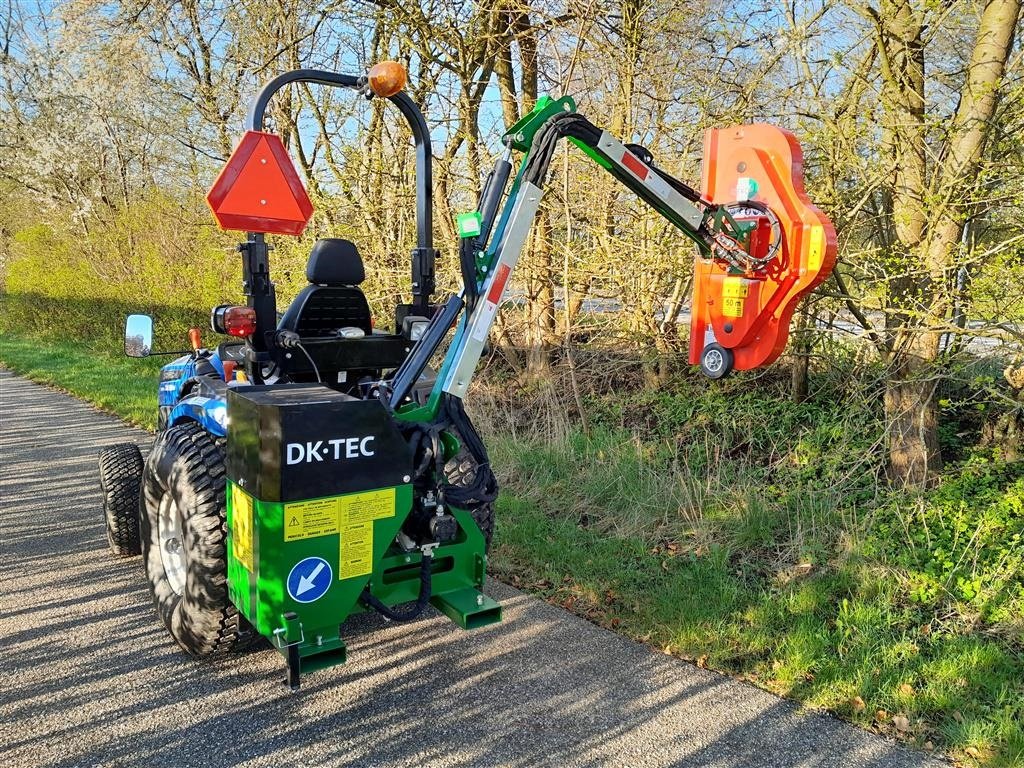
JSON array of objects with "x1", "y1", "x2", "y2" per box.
[
  {"x1": 2, "y1": 330, "x2": 1021, "y2": 767},
  {"x1": 0, "y1": 332, "x2": 161, "y2": 429},
  {"x1": 478, "y1": 371, "x2": 1023, "y2": 768}
]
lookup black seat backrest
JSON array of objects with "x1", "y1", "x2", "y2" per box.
[{"x1": 278, "y1": 239, "x2": 372, "y2": 336}]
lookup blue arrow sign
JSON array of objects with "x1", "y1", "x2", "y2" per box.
[{"x1": 286, "y1": 556, "x2": 333, "y2": 604}]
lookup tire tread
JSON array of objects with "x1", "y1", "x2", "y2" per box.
[
  {"x1": 98, "y1": 443, "x2": 144, "y2": 557},
  {"x1": 141, "y1": 422, "x2": 255, "y2": 656}
]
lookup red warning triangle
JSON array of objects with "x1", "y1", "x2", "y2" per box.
[{"x1": 206, "y1": 131, "x2": 314, "y2": 236}]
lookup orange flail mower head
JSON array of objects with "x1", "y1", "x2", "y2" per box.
[{"x1": 689, "y1": 124, "x2": 837, "y2": 376}]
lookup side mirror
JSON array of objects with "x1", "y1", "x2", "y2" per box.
[{"x1": 125, "y1": 314, "x2": 154, "y2": 358}]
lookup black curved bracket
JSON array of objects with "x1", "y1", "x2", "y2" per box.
[{"x1": 245, "y1": 69, "x2": 434, "y2": 253}]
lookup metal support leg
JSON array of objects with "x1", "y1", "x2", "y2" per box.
[{"x1": 278, "y1": 612, "x2": 303, "y2": 691}]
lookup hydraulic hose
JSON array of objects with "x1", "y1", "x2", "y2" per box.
[
  {"x1": 359, "y1": 551, "x2": 433, "y2": 622},
  {"x1": 522, "y1": 111, "x2": 706, "y2": 207},
  {"x1": 440, "y1": 394, "x2": 499, "y2": 506}
]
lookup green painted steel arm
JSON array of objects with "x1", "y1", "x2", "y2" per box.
[{"x1": 394, "y1": 96, "x2": 755, "y2": 418}]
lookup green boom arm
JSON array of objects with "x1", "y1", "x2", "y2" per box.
[{"x1": 389, "y1": 96, "x2": 758, "y2": 419}]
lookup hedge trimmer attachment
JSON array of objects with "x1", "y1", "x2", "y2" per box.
[
  {"x1": 690, "y1": 125, "x2": 837, "y2": 377},
  {"x1": 393, "y1": 96, "x2": 837, "y2": 398}
]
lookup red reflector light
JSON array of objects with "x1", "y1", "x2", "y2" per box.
[
  {"x1": 621, "y1": 150, "x2": 649, "y2": 181},
  {"x1": 222, "y1": 306, "x2": 257, "y2": 337}
]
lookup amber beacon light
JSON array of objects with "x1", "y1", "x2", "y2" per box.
[{"x1": 367, "y1": 61, "x2": 407, "y2": 98}]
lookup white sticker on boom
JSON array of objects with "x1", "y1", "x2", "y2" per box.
[
  {"x1": 470, "y1": 301, "x2": 499, "y2": 342},
  {"x1": 646, "y1": 171, "x2": 672, "y2": 200}
]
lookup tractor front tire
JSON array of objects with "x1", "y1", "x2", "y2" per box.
[
  {"x1": 140, "y1": 422, "x2": 253, "y2": 655},
  {"x1": 98, "y1": 443, "x2": 143, "y2": 557}
]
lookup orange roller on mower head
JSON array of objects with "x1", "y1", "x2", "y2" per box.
[{"x1": 688, "y1": 124, "x2": 837, "y2": 378}]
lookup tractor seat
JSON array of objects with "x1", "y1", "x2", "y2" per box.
[{"x1": 278, "y1": 239, "x2": 372, "y2": 336}]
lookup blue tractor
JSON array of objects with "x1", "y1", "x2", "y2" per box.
[{"x1": 97, "y1": 65, "x2": 499, "y2": 682}]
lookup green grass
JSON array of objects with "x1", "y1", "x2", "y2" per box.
[
  {"x1": 491, "y1": 496, "x2": 1023, "y2": 765},
  {"x1": 0, "y1": 331, "x2": 161, "y2": 429},
  {"x1": 2, "y1": 329, "x2": 1021, "y2": 766},
  {"x1": 480, "y1": 375, "x2": 1023, "y2": 767}
]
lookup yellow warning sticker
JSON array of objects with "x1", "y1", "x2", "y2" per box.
[
  {"x1": 284, "y1": 497, "x2": 340, "y2": 542},
  {"x1": 231, "y1": 485, "x2": 254, "y2": 571},
  {"x1": 335, "y1": 489, "x2": 393, "y2": 580},
  {"x1": 807, "y1": 225, "x2": 825, "y2": 271},
  {"x1": 721, "y1": 277, "x2": 749, "y2": 318},
  {"x1": 722, "y1": 277, "x2": 749, "y2": 298},
  {"x1": 339, "y1": 521, "x2": 373, "y2": 579},
  {"x1": 339, "y1": 488, "x2": 396, "y2": 525}
]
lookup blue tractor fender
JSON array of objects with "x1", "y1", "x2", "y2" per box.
[
  {"x1": 167, "y1": 395, "x2": 228, "y2": 438},
  {"x1": 158, "y1": 354, "x2": 225, "y2": 408}
]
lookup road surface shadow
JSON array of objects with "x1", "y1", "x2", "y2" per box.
[{"x1": 0, "y1": 371, "x2": 946, "y2": 768}]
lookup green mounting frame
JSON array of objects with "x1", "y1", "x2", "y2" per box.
[{"x1": 225, "y1": 482, "x2": 500, "y2": 687}]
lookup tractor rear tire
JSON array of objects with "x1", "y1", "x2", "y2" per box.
[
  {"x1": 98, "y1": 443, "x2": 143, "y2": 557},
  {"x1": 140, "y1": 422, "x2": 254, "y2": 655},
  {"x1": 445, "y1": 449, "x2": 495, "y2": 551}
]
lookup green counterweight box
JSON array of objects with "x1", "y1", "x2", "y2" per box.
[
  {"x1": 223, "y1": 384, "x2": 500, "y2": 680},
  {"x1": 224, "y1": 383, "x2": 415, "y2": 671}
]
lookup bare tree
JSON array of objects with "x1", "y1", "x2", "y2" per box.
[{"x1": 856, "y1": 0, "x2": 1021, "y2": 485}]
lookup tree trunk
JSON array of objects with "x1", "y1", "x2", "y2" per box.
[
  {"x1": 526, "y1": 208, "x2": 556, "y2": 374},
  {"x1": 871, "y1": 0, "x2": 1021, "y2": 485},
  {"x1": 885, "y1": 332, "x2": 944, "y2": 485}
]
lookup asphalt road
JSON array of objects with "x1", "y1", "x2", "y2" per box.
[{"x1": 0, "y1": 370, "x2": 948, "y2": 768}]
